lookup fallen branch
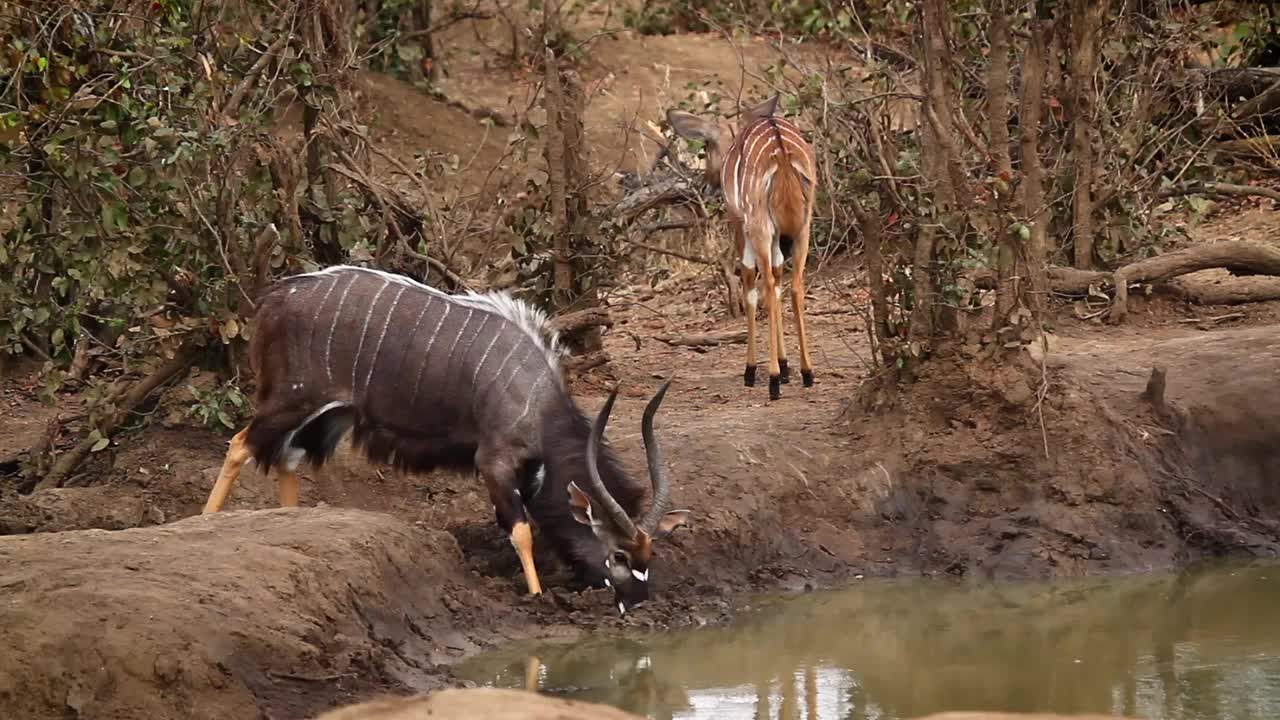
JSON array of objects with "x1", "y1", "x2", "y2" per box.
[
  {"x1": 36, "y1": 341, "x2": 202, "y2": 491},
  {"x1": 613, "y1": 174, "x2": 704, "y2": 220},
  {"x1": 654, "y1": 329, "x2": 747, "y2": 347},
  {"x1": 1157, "y1": 181, "x2": 1280, "y2": 204},
  {"x1": 549, "y1": 307, "x2": 613, "y2": 337},
  {"x1": 1111, "y1": 240, "x2": 1280, "y2": 322},
  {"x1": 972, "y1": 240, "x2": 1280, "y2": 314},
  {"x1": 1162, "y1": 274, "x2": 1280, "y2": 305},
  {"x1": 565, "y1": 351, "x2": 609, "y2": 373},
  {"x1": 1211, "y1": 135, "x2": 1279, "y2": 158}
]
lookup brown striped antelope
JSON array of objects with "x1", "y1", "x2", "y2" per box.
[
  {"x1": 666, "y1": 94, "x2": 818, "y2": 400},
  {"x1": 201, "y1": 265, "x2": 690, "y2": 614}
]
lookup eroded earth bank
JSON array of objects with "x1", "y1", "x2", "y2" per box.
[{"x1": 3, "y1": 268, "x2": 1280, "y2": 719}]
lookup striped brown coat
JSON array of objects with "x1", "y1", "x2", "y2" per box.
[
  {"x1": 667, "y1": 95, "x2": 818, "y2": 400},
  {"x1": 203, "y1": 266, "x2": 689, "y2": 614}
]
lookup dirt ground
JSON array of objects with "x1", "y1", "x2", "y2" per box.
[{"x1": 4, "y1": 14, "x2": 1280, "y2": 720}]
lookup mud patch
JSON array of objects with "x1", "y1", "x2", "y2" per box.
[{"x1": 0, "y1": 508, "x2": 535, "y2": 720}]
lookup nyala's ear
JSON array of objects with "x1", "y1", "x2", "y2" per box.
[
  {"x1": 741, "y1": 94, "x2": 779, "y2": 124},
  {"x1": 666, "y1": 109, "x2": 719, "y2": 146},
  {"x1": 567, "y1": 482, "x2": 593, "y2": 526},
  {"x1": 654, "y1": 509, "x2": 691, "y2": 539}
]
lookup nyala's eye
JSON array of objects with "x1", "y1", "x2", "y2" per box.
[{"x1": 612, "y1": 551, "x2": 629, "y2": 567}]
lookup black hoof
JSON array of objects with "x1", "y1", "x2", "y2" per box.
[
  {"x1": 769, "y1": 375, "x2": 781, "y2": 400},
  {"x1": 779, "y1": 358, "x2": 791, "y2": 384},
  {"x1": 744, "y1": 365, "x2": 757, "y2": 387},
  {"x1": 802, "y1": 369, "x2": 814, "y2": 387}
]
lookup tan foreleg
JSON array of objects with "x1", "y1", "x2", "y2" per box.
[
  {"x1": 772, "y1": 264, "x2": 789, "y2": 384},
  {"x1": 759, "y1": 255, "x2": 783, "y2": 401},
  {"x1": 277, "y1": 469, "x2": 300, "y2": 507},
  {"x1": 511, "y1": 521, "x2": 543, "y2": 594},
  {"x1": 740, "y1": 266, "x2": 759, "y2": 387},
  {"x1": 203, "y1": 428, "x2": 252, "y2": 514},
  {"x1": 791, "y1": 227, "x2": 814, "y2": 387}
]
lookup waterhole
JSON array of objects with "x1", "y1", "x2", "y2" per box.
[{"x1": 455, "y1": 562, "x2": 1280, "y2": 719}]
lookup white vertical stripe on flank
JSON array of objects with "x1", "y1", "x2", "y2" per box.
[
  {"x1": 471, "y1": 333, "x2": 501, "y2": 390},
  {"x1": 496, "y1": 344, "x2": 537, "y2": 396},
  {"x1": 362, "y1": 285, "x2": 407, "y2": 397},
  {"x1": 296, "y1": 265, "x2": 565, "y2": 371},
  {"x1": 351, "y1": 277, "x2": 391, "y2": 394},
  {"x1": 410, "y1": 302, "x2": 457, "y2": 407},
  {"x1": 510, "y1": 370, "x2": 547, "y2": 431},
  {"x1": 305, "y1": 274, "x2": 339, "y2": 366},
  {"x1": 476, "y1": 339, "x2": 523, "y2": 415},
  {"x1": 323, "y1": 274, "x2": 357, "y2": 384}
]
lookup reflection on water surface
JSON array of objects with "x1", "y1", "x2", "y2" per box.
[{"x1": 455, "y1": 562, "x2": 1280, "y2": 719}]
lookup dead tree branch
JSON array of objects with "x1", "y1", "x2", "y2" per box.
[
  {"x1": 549, "y1": 307, "x2": 613, "y2": 336},
  {"x1": 1157, "y1": 181, "x2": 1280, "y2": 204},
  {"x1": 1111, "y1": 240, "x2": 1280, "y2": 322}
]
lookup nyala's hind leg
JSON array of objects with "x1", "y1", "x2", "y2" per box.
[
  {"x1": 203, "y1": 428, "x2": 252, "y2": 514},
  {"x1": 277, "y1": 468, "x2": 300, "y2": 507}
]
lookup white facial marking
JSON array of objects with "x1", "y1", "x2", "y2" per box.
[
  {"x1": 289, "y1": 287, "x2": 297, "y2": 294},
  {"x1": 632, "y1": 568, "x2": 648, "y2": 582},
  {"x1": 617, "y1": 602, "x2": 626, "y2": 615},
  {"x1": 535, "y1": 464, "x2": 546, "y2": 483},
  {"x1": 603, "y1": 578, "x2": 611, "y2": 588}
]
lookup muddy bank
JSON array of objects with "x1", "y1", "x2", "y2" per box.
[
  {"x1": 837, "y1": 324, "x2": 1280, "y2": 582},
  {"x1": 0, "y1": 508, "x2": 524, "y2": 720},
  {"x1": 3, "y1": 290, "x2": 1280, "y2": 718}
]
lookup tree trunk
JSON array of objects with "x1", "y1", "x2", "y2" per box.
[
  {"x1": 413, "y1": 0, "x2": 439, "y2": 81},
  {"x1": 909, "y1": 0, "x2": 961, "y2": 363},
  {"x1": 1019, "y1": 6, "x2": 1051, "y2": 317},
  {"x1": 988, "y1": 1, "x2": 1018, "y2": 328},
  {"x1": 1068, "y1": 0, "x2": 1106, "y2": 269},
  {"x1": 542, "y1": 49, "x2": 572, "y2": 311}
]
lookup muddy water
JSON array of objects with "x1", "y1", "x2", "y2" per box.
[{"x1": 455, "y1": 563, "x2": 1280, "y2": 719}]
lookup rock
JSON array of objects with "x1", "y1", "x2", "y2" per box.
[{"x1": 312, "y1": 688, "x2": 644, "y2": 720}]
